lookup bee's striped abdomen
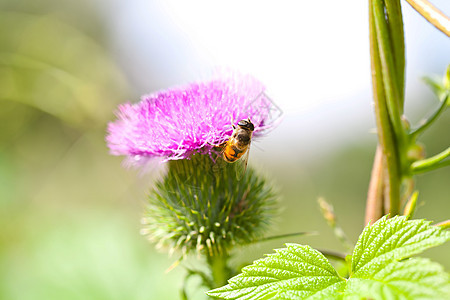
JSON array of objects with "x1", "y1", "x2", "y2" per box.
[{"x1": 223, "y1": 144, "x2": 245, "y2": 163}]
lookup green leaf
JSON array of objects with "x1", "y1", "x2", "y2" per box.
[
  {"x1": 346, "y1": 258, "x2": 450, "y2": 299},
  {"x1": 352, "y1": 216, "x2": 450, "y2": 277},
  {"x1": 206, "y1": 244, "x2": 345, "y2": 299},
  {"x1": 208, "y1": 216, "x2": 450, "y2": 299}
]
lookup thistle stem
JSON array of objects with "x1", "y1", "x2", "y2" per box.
[
  {"x1": 405, "y1": 0, "x2": 450, "y2": 37},
  {"x1": 206, "y1": 252, "x2": 231, "y2": 288}
]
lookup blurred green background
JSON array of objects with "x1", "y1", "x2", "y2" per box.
[{"x1": 1, "y1": 0, "x2": 449, "y2": 299}]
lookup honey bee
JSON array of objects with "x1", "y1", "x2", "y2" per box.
[{"x1": 218, "y1": 118, "x2": 254, "y2": 179}]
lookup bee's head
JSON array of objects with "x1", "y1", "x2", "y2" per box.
[{"x1": 237, "y1": 118, "x2": 254, "y2": 131}]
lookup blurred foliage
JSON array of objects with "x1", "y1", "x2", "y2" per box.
[
  {"x1": 0, "y1": 209, "x2": 183, "y2": 300},
  {"x1": 0, "y1": 0, "x2": 177, "y2": 298},
  {"x1": 0, "y1": 0, "x2": 449, "y2": 299},
  {"x1": 0, "y1": 5, "x2": 127, "y2": 128}
]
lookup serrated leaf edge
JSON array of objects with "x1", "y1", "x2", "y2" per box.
[
  {"x1": 207, "y1": 244, "x2": 344, "y2": 299},
  {"x1": 352, "y1": 216, "x2": 450, "y2": 275}
]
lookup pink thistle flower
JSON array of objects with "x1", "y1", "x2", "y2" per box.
[{"x1": 106, "y1": 72, "x2": 281, "y2": 162}]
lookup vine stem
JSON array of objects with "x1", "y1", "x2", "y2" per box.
[
  {"x1": 410, "y1": 90, "x2": 449, "y2": 138},
  {"x1": 368, "y1": 0, "x2": 406, "y2": 218},
  {"x1": 411, "y1": 146, "x2": 450, "y2": 174},
  {"x1": 385, "y1": 0, "x2": 405, "y2": 105},
  {"x1": 405, "y1": 0, "x2": 450, "y2": 37},
  {"x1": 365, "y1": 146, "x2": 384, "y2": 224},
  {"x1": 372, "y1": 0, "x2": 407, "y2": 147}
]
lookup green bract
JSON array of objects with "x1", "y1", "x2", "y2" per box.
[
  {"x1": 141, "y1": 154, "x2": 277, "y2": 257},
  {"x1": 207, "y1": 216, "x2": 450, "y2": 299}
]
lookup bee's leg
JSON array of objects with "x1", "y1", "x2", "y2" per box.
[
  {"x1": 211, "y1": 141, "x2": 228, "y2": 165},
  {"x1": 207, "y1": 140, "x2": 227, "y2": 148}
]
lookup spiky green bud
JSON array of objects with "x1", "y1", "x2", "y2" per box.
[{"x1": 141, "y1": 154, "x2": 277, "y2": 257}]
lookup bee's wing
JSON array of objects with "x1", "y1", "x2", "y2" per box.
[{"x1": 235, "y1": 143, "x2": 250, "y2": 181}]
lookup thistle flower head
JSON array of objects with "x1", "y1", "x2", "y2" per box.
[
  {"x1": 106, "y1": 72, "x2": 281, "y2": 162},
  {"x1": 107, "y1": 72, "x2": 281, "y2": 261}
]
